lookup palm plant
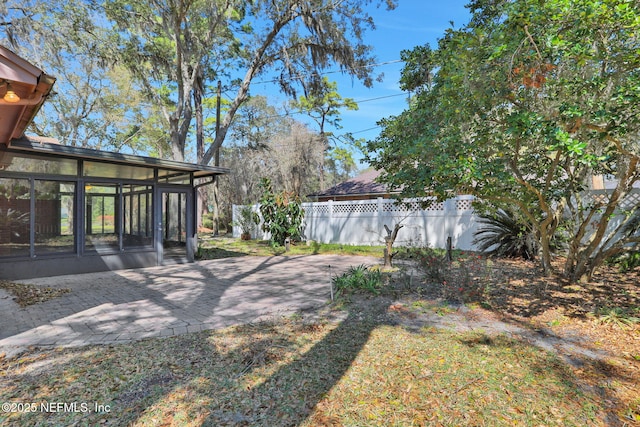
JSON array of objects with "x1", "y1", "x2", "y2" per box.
[
  {"x1": 472, "y1": 209, "x2": 539, "y2": 260},
  {"x1": 233, "y1": 205, "x2": 258, "y2": 240}
]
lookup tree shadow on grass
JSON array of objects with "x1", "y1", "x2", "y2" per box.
[
  {"x1": 200, "y1": 297, "x2": 393, "y2": 427},
  {"x1": 4, "y1": 292, "x2": 636, "y2": 426},
  {"x1": 196, "y1": 246, "x2": 248, "y2": 259},
  {"x1": 1, "y1": 256, "x2": 390, "y2": 426},
  {"x1": 405, "y1": 256, "x2": 640, "y2": 320},
  {"x1": 457, "y1": 326, "x2": 637, "y2": 425}
]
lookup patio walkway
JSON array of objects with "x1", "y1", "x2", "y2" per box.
[{"x1": 0, "y1": 255, "x2": 377, "y2": 357}]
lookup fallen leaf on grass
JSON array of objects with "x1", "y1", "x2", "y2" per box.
[{"x1": 0, "y1": 280, "x2": 70, "y2": 307}]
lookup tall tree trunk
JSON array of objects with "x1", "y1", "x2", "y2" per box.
[
  {"x1": 538, "y1": 227, "x2": 553, "y2": 276},
  {"x1": 194, "y1": 71, "x2": 205, "y2": 230},
  {"x1": 170, "y1": 130, "x2": 185, "y2": 162},
  {"x1": 212, "y1": 80, "x2": 222, "y2": 234},
  {"x1": 319, "y1": 133, "x2": 327, "y2": 191}
]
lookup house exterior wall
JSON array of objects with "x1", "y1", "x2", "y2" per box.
[{"x1": 0, "y1": 251, "x2": 158, "y2": 280}]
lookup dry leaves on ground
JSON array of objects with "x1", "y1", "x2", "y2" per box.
[
  {"x1": 0, "y1": 280, "x2": 70, "y2": 307},
  {"x1": 388, "y1": 255, "x2": 640, "y2": 424}
]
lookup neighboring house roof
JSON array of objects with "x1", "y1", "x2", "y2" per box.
[
  {"x1": 0, "y1": 45, "x2": 56, "y2": 144},
  {"x1": 309, "y1": 169, "x2": 397, "y2": 199}
]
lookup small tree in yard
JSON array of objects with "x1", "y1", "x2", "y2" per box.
[
  {"x1": 383, "y1": 223, "x2": 403, "y2": 269},
  {"x1": 258, "y1": 178, "x2": 304, "y2": 248},
  {"x1": 233, "y1": 206, "x2": 258, "y2": 240}
]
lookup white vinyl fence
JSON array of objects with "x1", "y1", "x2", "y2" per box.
[
  {"x1": 232, "y1": 189, "x2": 640, "y2": 251},
  {"x1": 579, "y1": 189, "x2": 640, "y2": 247},
  {"x1": 233, "y1": 196, "x2": 481, "y2": 250}
]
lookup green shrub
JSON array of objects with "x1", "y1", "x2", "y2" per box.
[
  {"x1": 310, "y1": 240, "x2": 322, "y2": 254},
  {"x1": 332, "y1": 264, "x2": 384, "y2": 296},
  {"x1": 257, "y1": 178, "x2": 304, "y2": 246},
  {"x1": 202, "y1": 218, "x2": 213, "y2": 230},
  {"x1": 233, "y1": 205, "x2": 258, "y2": 236}
]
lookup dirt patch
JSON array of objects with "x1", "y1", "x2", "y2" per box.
[
  {"x1": 388, "y1": 300, "x2": 611, "y2": 364},
  {"x1": 388, "y1": 256, "x2": 640, "y2": 357}
]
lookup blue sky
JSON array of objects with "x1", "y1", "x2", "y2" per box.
[{"x1": 251, "y1": 1, "x2": 472, "y2": 166}]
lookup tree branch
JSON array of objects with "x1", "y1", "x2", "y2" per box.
[
  {"x1": 523, "y1": 25, "x2": 543, "y2": 62},
  {"x1": 203, "y1": 4, "x2": 299, "y2": 165}
]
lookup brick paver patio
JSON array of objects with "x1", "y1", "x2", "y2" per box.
[{"x1": 0, "y1": 255, "x2": 377, "y2": 357}]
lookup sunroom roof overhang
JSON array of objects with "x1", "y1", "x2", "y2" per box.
[
  {"x1": 8, "y1": 136, "x2": 230, "y2": 179},
  {"x1": 0, "y1": 46, "x2": 56, "y2": 144}
]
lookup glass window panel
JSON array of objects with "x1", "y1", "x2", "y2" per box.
[
  {"x1": 34, "y1": 181, "x2": 76, "y2": 255},
  {"x1": 85, "y1": 184, "x2": 120, "y2": 252},
  {"x1": 163, "y1": 192, "x2": 187, "y2": 255},
  {"x1": 123, "y1": 185, "x2": 153, "y2": 248},
  {"x1": 0, "y1": 150, "x2": 77, "y2": 175},
  {"x1": 0, "y1": 178, "x2": 30, "y2": 257},
  {"x1": 84, "y1": 161, "x2": 154, "y2": 180}
]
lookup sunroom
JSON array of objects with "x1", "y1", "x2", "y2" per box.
[{"x1": 0, "y1": 46, "x2": 228, "y2": 280}]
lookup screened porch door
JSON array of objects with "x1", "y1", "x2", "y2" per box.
[{"x1": 157, "y1": 188, "x2": 194, "y2": 263}]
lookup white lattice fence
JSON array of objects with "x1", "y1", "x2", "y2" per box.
[
  {"x1": 584, "y1": 189, "x2": 640, "y2": 211},
  {"x1": 575, "y1": 189, "x2": 640, "y2": 247},
  {"x1": 234, "y1": 196, "x2": 481, "y2": 250},
  {"x1": 232, "y1": 189, "x2": 640, "y2": 251},
  {"x1": 306, "y1": 197, "x2": 478, "y2": 249}
]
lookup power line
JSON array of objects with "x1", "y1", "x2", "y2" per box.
[
  {"x1": 251, "y1": 59, "x2": 403, "y2": 86},
  {"x1": 356, "y1": 93, "x2": 406, "y2": 104},
  {"x1": 217, "y1": 61, "x2": 407, "y2": 140},
  {"x1": 242, "y1": 91, "x2": 406, "y2": 123},
  {"x1": 218, "y1": 60, "x2": 407, "y2": 104},
  {"x1": 222, "y1": 89, "x2": 406, "y2": 106},
  {"x1": 350, "y1": 126, "x2": 381, "y2": 135}
]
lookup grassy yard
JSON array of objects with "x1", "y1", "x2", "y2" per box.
[
  {"x1": 0, "y1": 300, "x2": 607, "y2": 426},
  {"x1": 1, "y1": 247, "x2": 639, "y2": 426},
  {"x1": 196, "y1": 235, "x2": 384, "y2": 259}
]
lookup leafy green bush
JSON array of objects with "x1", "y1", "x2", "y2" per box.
[
  {"x1": 332, "y1": 264, "x2": 384, "y2": 296},
  {"x1": 233, "y1": 205, "x2": 258, "y2": 236},
  {"x1": 202, "y1": 216, "x2": 214, "y2": 230},
  {"x1": 310, "y1": 240, "x2": 322, "y2": 254},
  {"x1": 257, "y1": 178, "x2": 304, "y2": 246}
]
